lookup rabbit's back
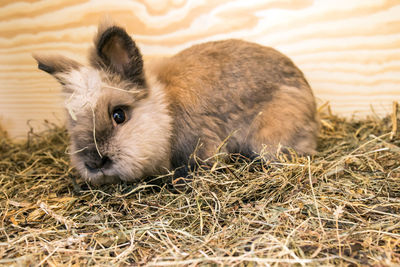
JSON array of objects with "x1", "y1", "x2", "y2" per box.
[{"x1": 149, "y1": 39, "x2": 318, "y2": 168}]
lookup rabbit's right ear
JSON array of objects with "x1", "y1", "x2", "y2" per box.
[{"x1": 89, "y1": 20, "x2": 146, "y2": 88}]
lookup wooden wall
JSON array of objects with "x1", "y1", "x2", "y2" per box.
[{"x1": 1, "y1": 0, "x2": 400, "y2": 139}]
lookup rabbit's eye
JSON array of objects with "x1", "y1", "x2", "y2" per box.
[{"x1": 112, "y1": 108, "x2": 126, "y2": 124}]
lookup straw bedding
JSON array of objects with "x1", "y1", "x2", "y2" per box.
[{"x1": 0, "y1": 106, "x2": 399, "y2": 266}]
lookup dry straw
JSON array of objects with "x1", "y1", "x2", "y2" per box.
[{"x1": 0, "y1": 103, "x2": 399, "y2": 266}]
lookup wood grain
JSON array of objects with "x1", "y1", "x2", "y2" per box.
[{"x1": 1, "y1": 0, "x2": 400, "y2": 139}]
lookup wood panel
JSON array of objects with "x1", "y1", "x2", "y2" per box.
[{"x1": 1, "y1": 0, "x2": 400, "y2": 139}]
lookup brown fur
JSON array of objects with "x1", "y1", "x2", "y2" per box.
[
  {"x1": 34, "y1": 20, "x2": 318, "y2": 185},
  {"x1": 150, "y1": 39, "x2": 318, "y2": 168}
]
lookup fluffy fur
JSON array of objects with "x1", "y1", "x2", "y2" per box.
[{"x1": 34, "y1": 20, "x2": 319, "y2": 185}]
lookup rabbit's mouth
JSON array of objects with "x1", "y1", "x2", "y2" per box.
[
  {"x1": 72, "y1": 156, "x2": 120, "y2": 185},
  {"x1": 86, "y1": 164, "x2": 116, "y2": 178},
  {"x1": 84, "y1": 169, "x2": 120, "y2": 185},
  {"x1": 84, "y1": 156, "x2": 113, "y2": 173}
]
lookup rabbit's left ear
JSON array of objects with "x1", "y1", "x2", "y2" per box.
[
  {"x1": 33, "y1": 53, "x2": 82, "y2": 93},
  {"x1": 33, "y1": 53, "x2": 81, "y2": 75},
  {"x1": 90, "y1": 22, "x2": 146, "y2": 87}
]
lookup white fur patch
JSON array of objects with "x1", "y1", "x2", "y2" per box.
[{"x1": 60, "y1": 67, "x2": 102, "y2": 120}]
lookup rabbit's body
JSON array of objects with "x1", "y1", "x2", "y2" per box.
[
  {"x1": 34, "y1": 21, "x2": 318, "y2": 185},
  {"x1": 154, "y1": 39, "x2": 317, "y2": 172}
]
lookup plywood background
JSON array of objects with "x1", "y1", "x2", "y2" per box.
[{"x1": 1, "y1": 0, "x2": 399, "y2": 139}]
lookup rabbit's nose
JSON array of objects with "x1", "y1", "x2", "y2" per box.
[{"x1": 85, "y1": 156, "x2": 112, "y2": 172}]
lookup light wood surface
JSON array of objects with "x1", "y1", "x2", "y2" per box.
[{"x1": 1, "y1": 0, "x2": 400, "y2": 139}]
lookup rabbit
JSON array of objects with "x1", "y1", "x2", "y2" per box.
[{"x1": 33, "y1": 19, "x2": 319, "y2": 185}]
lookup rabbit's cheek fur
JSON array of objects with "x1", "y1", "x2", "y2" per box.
[{"x1": 102, "y1": 80, "x2": 173, "y2": 182}]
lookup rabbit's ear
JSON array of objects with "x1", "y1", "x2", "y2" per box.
[
  {"x1": 33, "y1": 54, "x2": 82, "y2": 92},
  {"x1": 90, "y1": 20, "x2": 146, "y2": 87},
  {"x1": 33, "y1": 54, "x2": 81, "y2": 75}
]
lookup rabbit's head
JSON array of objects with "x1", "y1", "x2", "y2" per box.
[{"x1": 34, "y1": 21, "x2": 172, "y2": 184}]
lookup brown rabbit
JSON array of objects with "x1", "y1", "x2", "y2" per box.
[{"x1": 33, "y1": 20, "x2": 319, "y2": 185}]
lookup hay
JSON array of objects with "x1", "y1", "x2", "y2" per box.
[{"x1": 1, "y1": 106, "x2": 399, "y2": 266}]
